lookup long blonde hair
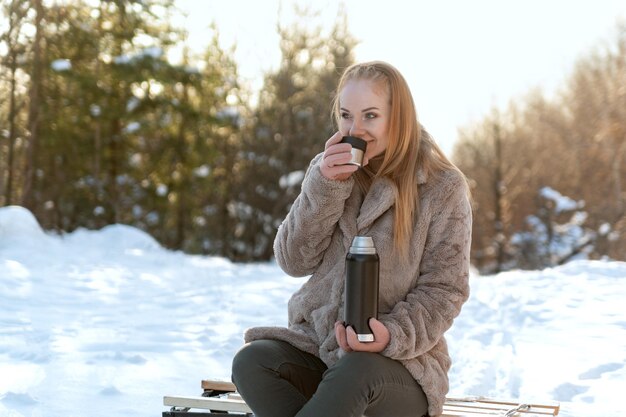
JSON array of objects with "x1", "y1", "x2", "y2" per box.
[{"x1": 332, "y1": 61, "x2": 464, "y2": 256}]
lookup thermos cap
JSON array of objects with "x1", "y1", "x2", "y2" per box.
[
  {"x1": 349, "y1": 236, "x2": 377, "y2": 255},
  {"x1": 340, "y1": 136, "x2": 367, "y2": 151}
]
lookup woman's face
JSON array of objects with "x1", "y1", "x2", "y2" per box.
[{"x1": 338, "y1": 78, "x2": 390, "y2": 163}]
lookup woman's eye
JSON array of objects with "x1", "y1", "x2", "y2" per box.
[
  {"x1": 340, "y1": 112, "x2": 351, "y2": 119},
  {"x1": 364, "y1": 112, "x2": 377, "y2": 119}
]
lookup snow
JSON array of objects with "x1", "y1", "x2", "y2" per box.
[
  {"x1": 598, "y1": 223, "x2": 611, "y2": 236},
  {"x1": 126, "y1": 97, "x2": 141, "y2": 113},
  {"x1": 216, "y1": 106, "x2": 239, "y2": 121},
  {"x1": 113, "y1": 47, "x2": 164, "y2": 66},
  {"x1": 50, "y1": 59, "x2": 71, "y2": 72},
  {"x1": 193, "y1": 165, "x2": 210, "y2": 178},
  {"x1": 113, "y1": 54, "x2": 131, "y2": 65},
  {"x1": 540, "y1": 187, "x2": 582, "y2": 213},
  {"x1": 279, "y1": 170, "x2": 305, "y2": 189},
  {"x1": 89, "y1": 104, "x2": 101, "y2": 117},
  {"x1": 1, "y1": 205, "x2": 624, "y2": 417},
  {"x1": 156, "y1": 184, "x2": 168, "y2": 197},
  {"x1": 123, "y1": 122, "x2": 141, "y2": 134},
  {"x1": 141, "y1": 47, "x2": 163, "y2": 59}
]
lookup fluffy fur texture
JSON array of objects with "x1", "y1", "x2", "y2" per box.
[{"x1": 244, "y1": 152, "x2": 472, "y2": 416}]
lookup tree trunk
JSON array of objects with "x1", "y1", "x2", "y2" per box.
[
  {"x1": 174, "y1": 86, "x2": 190, "y2": 249},
  {"x1": 613, "y1": 137, "x2": 625, "y2": 220},
  {"x1": 107, "y1": 118, "x2": 121, "y2": 224},
  {"x1": 6, "y1": 49, "x2": 19, "y2": 205},
  {"x1": 492, "y1": 120, "x2": 506, "y2": 273},
  {"x1": 22, "y1": 0, "x2": 44, "y2": 210},
  {"x1": 93, "y1": 1, "x2": 104, "y2": 218}
]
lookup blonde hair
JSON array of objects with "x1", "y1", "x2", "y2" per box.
[{"x1": 332, "y1": 61, "x2": 465, "y2": 256}]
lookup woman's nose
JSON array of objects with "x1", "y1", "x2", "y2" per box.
[{"x1": 349, "y1": 120, "x2": 365, "y2": 137}]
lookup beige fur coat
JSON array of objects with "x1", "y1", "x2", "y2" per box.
[{"x1": 244, "y1": 152, "x2": 472, "y2": 416}]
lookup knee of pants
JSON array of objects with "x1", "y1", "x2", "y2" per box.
[
  {"x1": 325, "y1": 352, "x2": 387, "y2": 386},
  {"x1": 232, "y1": 341, "x2": 265, "y2": 378},
  {"x1": 232, "y1": 339, "x2": 283, "y2": 382}
]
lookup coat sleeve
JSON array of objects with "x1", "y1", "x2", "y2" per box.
[
  {"x1": 379, "y1": 172, "x2": 472, "y2": 360},
  {"x1": 273, "y1": 153, "x2": 354, "y2": 277}
]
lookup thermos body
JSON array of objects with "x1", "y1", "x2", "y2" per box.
[{"x1": 344, "y1": 236, "x2": 379, "y2": 342}]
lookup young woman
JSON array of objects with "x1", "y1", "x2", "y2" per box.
[{"x1": 231, "y1": 61, "x2": 472, "y2": 417}]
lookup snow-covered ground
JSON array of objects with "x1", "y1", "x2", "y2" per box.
[{"x1": 1, "y1": 205, "x2": 624, "y2": 417}]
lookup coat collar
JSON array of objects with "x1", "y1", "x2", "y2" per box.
[
  {"x1": 338, "y1": 166, "x2": 428, "y2": 238},
  {"x1": 357, "y1": 176, "x2": 396, "y2": 231}
]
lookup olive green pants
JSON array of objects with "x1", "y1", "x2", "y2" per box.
[{"x1": 231, "y1": 339, "x2": 428, "y2": 417}]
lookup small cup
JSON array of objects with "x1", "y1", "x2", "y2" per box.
[{"x1": 340, "y1": 136, "x2": 367, "y2": 167}]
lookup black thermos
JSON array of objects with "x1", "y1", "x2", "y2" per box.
[{"x1": 344, "y1": 236, "x2": 379, "y2": 342}]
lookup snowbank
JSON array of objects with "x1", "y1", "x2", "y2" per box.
[{"x1": 0, "y1": 206, "x2": 624, "y2": 417}]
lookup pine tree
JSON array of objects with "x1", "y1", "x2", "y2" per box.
[
  {"x1": 235, "y1": 8, "x2": 356, "y2": 260},
  {"x1": 11, "y1": 0, "x2": 184, "y2": 231}
]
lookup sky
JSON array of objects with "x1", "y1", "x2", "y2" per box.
[
  {"x1": 173, "y1": 0, "x2": 625, "y2": 156},
  {"x1": 1, "y1": 205, "x2": 625, "y2": 417}
]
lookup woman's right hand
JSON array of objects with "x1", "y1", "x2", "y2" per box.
[{"x1": 320, "y1": 131, "x2": 359, "y2": 181}]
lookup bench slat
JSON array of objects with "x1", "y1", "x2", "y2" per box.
[
  {"x1": 447, "y1": 396, "x2": 560, "y2": 410},
  {"x1": 201, "y1": 380, "x2": 237, "y2": 392},
  {"x1": 444, "y1": 405, "x2": 556, "y2": 415},
  {"x1": 445, "y1": 397, "x2": 559, "y2": 415},
  {"x1": 443, "y1": 405, "x2": 554, "y2": 417},
  {"x1": 164, "y1": 395, "x2": 251, "y2": 413}
]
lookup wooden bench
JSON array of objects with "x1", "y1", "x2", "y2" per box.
[{"x1": 163, "y1": 380, "x2": 560, "y2": 416}]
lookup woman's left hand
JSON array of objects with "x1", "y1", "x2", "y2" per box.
[{"x1": 335, "y1": 318, "x2": 390, "y2": 353}]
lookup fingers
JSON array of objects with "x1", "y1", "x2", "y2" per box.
[
  {"x1": 335, "y1": 321, "x2": 352, "y2": 352},
  {"x1": 343, "y1": 318, "x2": 390, "y2": 353},
  {"x1": 345, "y1": 325, "x2": 364, "y2": 349},
  {"x1": 324, "y1": 131, "x2": 344, "y2": 150},
  {"x1": 321, "y1": 132, "x2": 359, "y2": 181},
  {"x1": 323, "y1": 133, "x2": 353, "y2": 167},
  {"x1": 346, "y1": 326, "x2": 380, "y2": 352},
  {"x1": 345, "y1": 326, "x2": 377, "y2": 352},
  {"x1": 368, "y1": 318, "x2": 389, "y2": 337},
  {"x1": 324, "y1": 149, "x2": 355, "y2": 169},
  {"x1": 368, "y1": 318, "x2": 391, "y2": 348}
]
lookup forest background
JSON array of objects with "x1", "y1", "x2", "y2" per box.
[{"x1": 1, "y1": 0, "x2": 624, "y2": 273}]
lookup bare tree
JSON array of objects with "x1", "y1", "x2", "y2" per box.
[{"x1": 453, "y1": 23, "x2": 626, "y2": 269}]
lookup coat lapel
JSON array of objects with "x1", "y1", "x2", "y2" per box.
[
  {"x1": 357, "y1": 177, "x2": 396, "y2": 231},
  {"x1": 337, "y1": 185, "x2": 362, "y2": 248},
  {"x1": 337, "y1": 169, "x2": 423, "y2": 242}
]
